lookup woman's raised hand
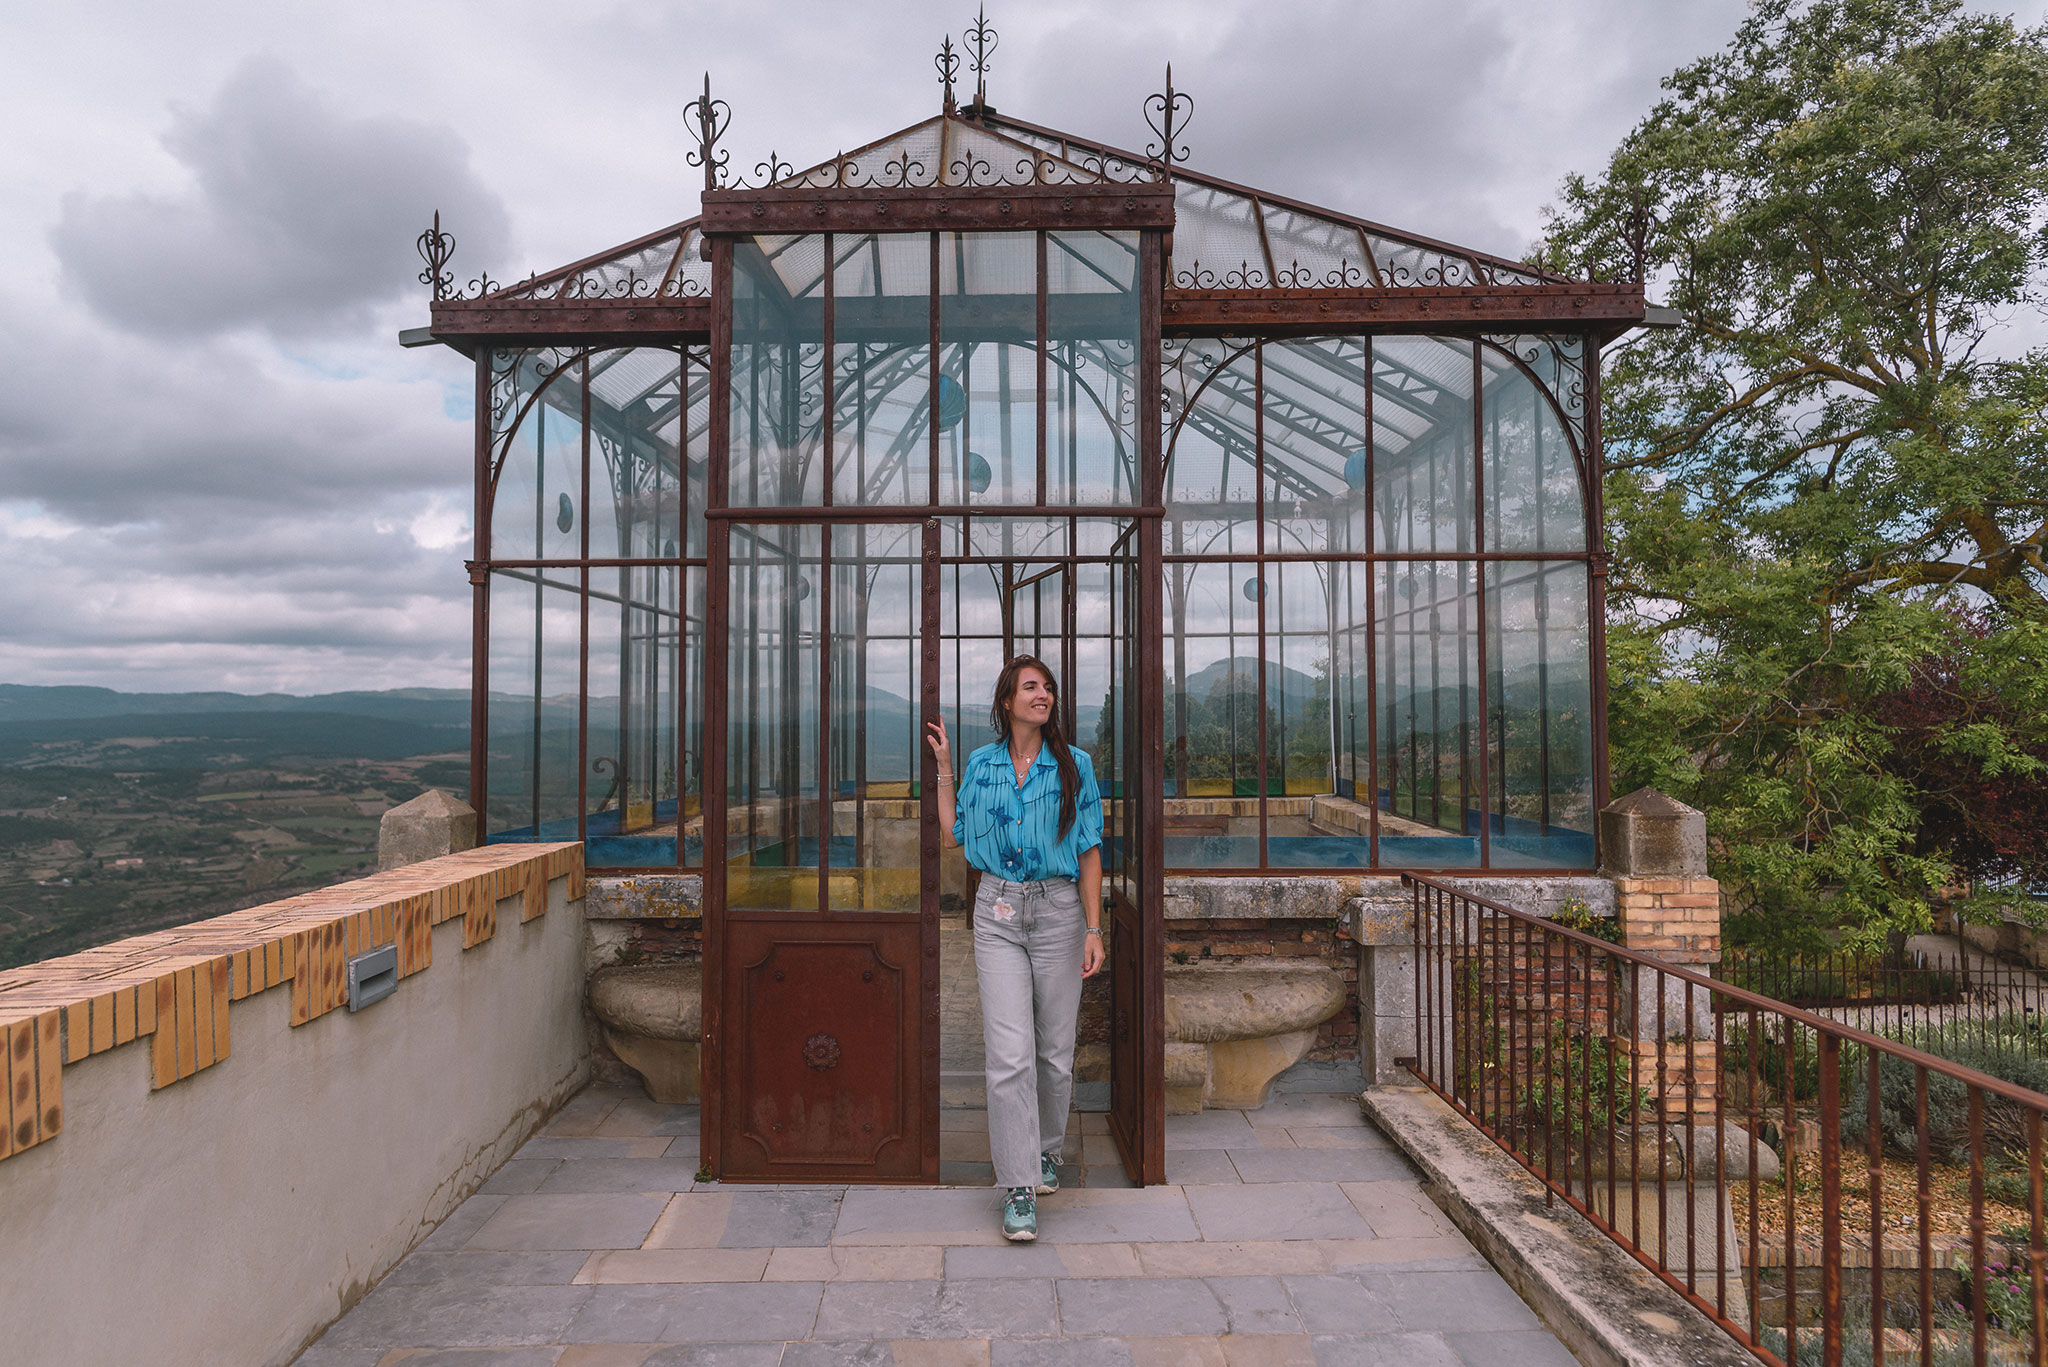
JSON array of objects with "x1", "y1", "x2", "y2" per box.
[{"x1": 924, "y1": 718, "x2": 952, "y2": 775}]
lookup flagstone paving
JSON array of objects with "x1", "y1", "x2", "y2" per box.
[{"x1": 294, "y1": 1069, "x2": 1580, "y2": 1367}]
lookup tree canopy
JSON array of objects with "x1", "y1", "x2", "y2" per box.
[{"x1": 1539, "y1": 0, "x2": 2048, "y2": 947}]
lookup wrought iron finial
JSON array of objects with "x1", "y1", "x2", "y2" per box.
[
  {"x1": 964, "y1": 5, "x2": 998, "y2": 115},
  {"x1": 1622, "y1": 186, "x2": 1657, "y2": 285},
  {"x1": 1143, "y1": 63, "x2": 1194, "y2": 171},
  {"x1": 417, "y1": 212, "x2": 455, "y2": 301},
  {"x1": 687, "y1": 72, "x2": 732, "y2": 193},
  {"x1": 937, "y1": 36, "x2": 960, "y2": 115},
  {"x1": 754, "y1": 151, "x2": 794, "y2": 187}
]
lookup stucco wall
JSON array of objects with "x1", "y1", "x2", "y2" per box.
[{"x1": 0, "y1": 876, "x2": 589, "y2": 1367}]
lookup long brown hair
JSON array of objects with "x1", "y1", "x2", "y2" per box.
[{"x1": 991, "y1": 654, "x2": 1081, "y2": 839}]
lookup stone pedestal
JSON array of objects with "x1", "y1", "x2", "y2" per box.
[{"x1": 377, "y1": 790, "x2": 477, "y2": 872}]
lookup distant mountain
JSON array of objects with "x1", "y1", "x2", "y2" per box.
[
  {"x1": 0, "y1": 684, "x2": 472, "y2": 726},
  {"x1": 1175, "y1": 657, "x2": 1321, "y2": 704}
]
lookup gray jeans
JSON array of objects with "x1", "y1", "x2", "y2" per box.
[{"x1": 973, "y1": 874, "x2": 1087, "y2": 1189}]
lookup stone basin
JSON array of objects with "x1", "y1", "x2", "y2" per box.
[
  {"x1": 1163, "y1": 962, "x2": 1347, "y2": 1113},
  {"x1": 589, "y1": 963, "x2": 702, "y2": 1104}
]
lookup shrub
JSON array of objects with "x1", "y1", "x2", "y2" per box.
[{"x1": 1843, "y1": 1014, "x2": 2048, "y2": 1163}]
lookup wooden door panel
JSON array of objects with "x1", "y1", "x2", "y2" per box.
[{"x1": 720, "y1": 918, "x2": 924, "y2": 1181}]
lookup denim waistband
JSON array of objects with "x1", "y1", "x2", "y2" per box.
[{"x1": 979, "y1": 876, "x2": 1073, "y2": 895}]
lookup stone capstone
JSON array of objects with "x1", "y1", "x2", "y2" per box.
[
  {"x1": 376, "y1": 790, "x2": 477, "y2": 872},
  {"x1": 589, "y1": 963, "x2": 703, "y2": 1104},
  {"x1": 1598, "y1": 787, "x2": 1708, "y2": 879}
]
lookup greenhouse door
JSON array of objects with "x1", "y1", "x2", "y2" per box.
[
  {"x1": 702, "y1": 517, "x2": 942, "y2": 1184},
  {"x1": 1105, "y1": 521, "x2": 1165, "y2": 1184}
]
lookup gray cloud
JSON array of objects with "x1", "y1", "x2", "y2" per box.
[{"x1": 50, "y1": 57, "x2": 509, "y2": 339}]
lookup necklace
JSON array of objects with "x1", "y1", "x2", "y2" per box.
[{"x1": 1010, "y1": 742, "x2": 1040, "y2": 785}]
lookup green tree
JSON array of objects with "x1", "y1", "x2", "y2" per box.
[{"x1": 1538, "y1": 0, "x2": 2048, "y2": 947}]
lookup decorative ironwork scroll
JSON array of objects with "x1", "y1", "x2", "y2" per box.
[
  {"x1": 1143, "y1": 64, "x2": 1193, "y2": 170},
  {"x1": 963, "y1": 5, "x2": 998, "y2": 114},
  {"x1": 687, "y1": 73, "x2": 732, "y2": 193},
  {"x1": 417, "y1": 212, "x2": 454, "y2": 301},
  {"x1": 936, "y1": 36, "x2": 960, "y2": 116}
]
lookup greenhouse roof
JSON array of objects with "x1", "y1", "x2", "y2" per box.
[{"x1": 480, "y1": 109, "x2": 1566, "y2": 307}]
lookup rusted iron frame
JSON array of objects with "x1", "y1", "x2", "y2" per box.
[
  {"x1": 699, "y1": 235, "x2": 734, "y2": 1179},
  {"x1": 1101, "y1": 226, "x2": 1168, "y2": 1185},
  {"x1": 1162, "y1": 286, "x2": 1644, "y2": 336},
  {"x1": 470, "y1": 349, "x2": 492, "y2": 832},
  {"x1": 1472, "y1": 344, "x2": 1491, "y2": 867},
  {"x1": 578, "y1": 357, "x2": 593, "y2": 847},
  {"x1": 920, "y1": 515, "x2": 942, "y2": 1184},
  {"x1": 700, "y1": 184, "x2": 1175, "y2": 236},
  {"x1": 1403, "y1": 872, "x2": 2048, "y2": 1365},
  {"x1": 708, "y1": 504, "x2": 1168, "y2": 521},
  {"x1": 429, "y1": 301, "x2": 708, "y2": 351},
  {"x1": 1585, "y1": 347, "x2": 1612, "y2": 825},
  {"x1": 1254, "y1": 341, "x2": 1270, "y2": 857}
]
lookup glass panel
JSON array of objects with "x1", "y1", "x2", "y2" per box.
[
  {"x1": 1264, "y1": 338, "x2": 1368, "y2": 556},
  {"x1": 1330, "y1": 557, "x2": 1373, "y2": 829},
  {"x1": 1071, "y1": 558, "x2": 1114, "y2": 778},
  {"x1": 1163, "y1": 560, "x2": 1260, "y2": 868},
  {"x1": 1486, "y1": 561, "x2": 1594, "y2": 869},
  {"x1": 1170, "y1": 183, "x2": 1268, "y2": 287},
  {"x1": 966, "y1": 516, "x2": 1067, "y2": 561},
  {"x1": 1373, "y1": 338, "x2": 1475, "y2": 557},
  {"x1": 729, "y1": 242, "x2": 825, "y2": 507},
  {"x1": 491, "y1": 354, "x2": 585, "y2": 562},
  {"x1": 727, "y1": 524, "x2": 822, "y2": 909},
  {"x1": 1047, "y1": 232, "x2": 1139, "y2": 505},
  {"x1": 938, "y1": 232, "x2": 1037, "y2": 505},
  {"x1": 1268, "y1": 560, "x2": 1353, "y2": 866},
  {"x1": 1481, "y1": 343, "x2": 1586, "y2": 553},
  {"x1": 484, "y1": 568, "x2": 580, "y2": 842},
  {"x1": 585, "y1": 564, "x2": 687, "y2": 868},
  {"x1": 587, "y1": 348, "x2": 684, "y2": 561},
  {"x1": 1261, "y1": 206, "x2": 1369, "y2": 289},
  {"x1": 828, "y1": 523, "x2": 922, "y2": 912},
  {"x1": 833, "y1": 233, "x2": 932, "y2": 505},
  {"x1": 1163, "y1": 339, "x2": 1258, "y2": 530},
  {"x1": 1374, "y1": 560, "x2": 1481, "y2": 869}
]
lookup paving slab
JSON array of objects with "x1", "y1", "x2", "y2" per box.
[
  {"x1": 812, "y1": 1279, "x2": 1059, "y2": 1340},
  {"x1": 466, "y1": 1194, "x2": 671, "y2": 1251},
  {"x1": 1224, "y1": 1149, "x2": 1412, "y2": 1185},
  {"x1": 1306, "y1": 1331, "x2": 1464, "y2": 1366},
  {"x1": 1056, "y1": 1278, "x2": 1227, "y2": 1337},
  {"x1": 1183, "y1": 1185, "x2": 1372, "y2": 1243},
  {"x1": 300, "y1": 1085, "x2": 1579, "y2": 1367},
  {"x1": 562, "y1": 1282, "x2": 825, "y2": 1344}
]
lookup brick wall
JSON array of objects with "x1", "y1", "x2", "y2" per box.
[{"x1": 1615, "y1": 876, "x2": 1722, "y2": 964}]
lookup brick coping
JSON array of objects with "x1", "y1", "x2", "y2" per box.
[{"x1": 0, "y1": 843, "x2": 582, "y2": 1165}]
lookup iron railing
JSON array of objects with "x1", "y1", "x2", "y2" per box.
[
  {"x1": 1404, "y1": 874, "x2": 2048, "y2": 1367},
  {"x1": 1716, "y1": 948, "x2": 2046, "y2": 1066}
]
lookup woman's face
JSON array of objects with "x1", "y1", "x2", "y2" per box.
[{"x1": 1007, "y1": 666, "x2": 1056, "y2": 730}]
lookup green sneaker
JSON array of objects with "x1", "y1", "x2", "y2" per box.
[
  {"x1": 1001, "y1": 1186, "x2": 1038, "y2": 1242},
  {"x1": 1036, "y1": 1151, "x2": 1060, "y2": 1196}
]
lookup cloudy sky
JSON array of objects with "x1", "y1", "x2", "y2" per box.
[{"x1": 0, "y1": 0, "x2": 2029, "y2": 695}]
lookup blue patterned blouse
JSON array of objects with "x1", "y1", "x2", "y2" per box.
[{"x1": 951, "y1": 740, "x2": 1104, "y2": 882}]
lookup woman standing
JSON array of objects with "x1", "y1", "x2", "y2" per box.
[{"x1": 926, "y1": 654, "x2": 1104, "y2": 1242}]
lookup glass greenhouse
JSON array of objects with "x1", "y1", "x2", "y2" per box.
[{"x1": 421, "y1": 80, "x2": 1645, "y2": 1182}]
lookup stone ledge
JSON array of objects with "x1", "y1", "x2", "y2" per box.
[
  {"x1": 1360, "y1": 1083, "x2": 1755, "y2": 1367},
  {"x1": 586, "y1": 873, "x2": 703, "y2": 919},
  {"x1": 0, "y1": 842, "x2": 582, "y2": 1163}
]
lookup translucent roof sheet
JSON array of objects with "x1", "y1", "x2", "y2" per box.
[{"x1": 481, "y1": 109, "x2": 1565, "y2": 306}]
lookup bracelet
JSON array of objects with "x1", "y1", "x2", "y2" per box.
[
  {"x1": 936, "y1": 772, "x2": 954, "y2": 783},
  {"x1": 1084, "y1": 927, "x2": 1102, "y2": 937}
]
